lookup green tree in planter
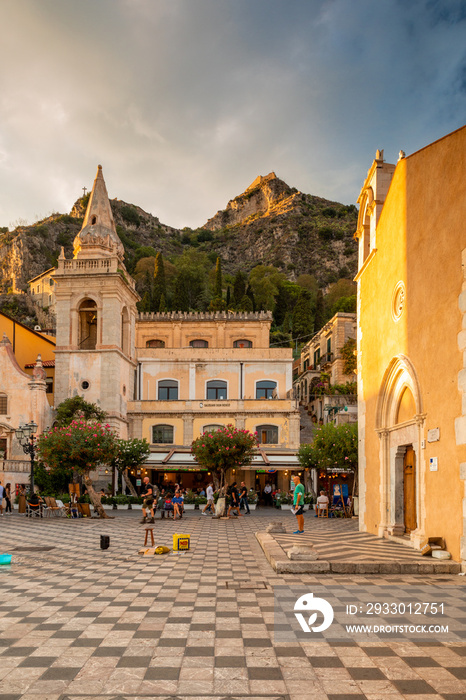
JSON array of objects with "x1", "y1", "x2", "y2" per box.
[
  {"x1": 110, "y1": 438, "x2": 151, "y2": 497},
  {"x1": 191, "y1": 424, "x2": 258, "y2": 492},
  {"x1": 299, "y1": 422, "x2": 358, "y2": 497},
  {"x1": 37, "y1": 421, "x2": 118, "y2": 518},
  {"x1": 55, "y1": 396, "x2": 107, "y2": 427}
]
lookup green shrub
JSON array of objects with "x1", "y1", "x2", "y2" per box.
[{"x1": 120, "y1": 206, "x2": 140, "y2": 227}]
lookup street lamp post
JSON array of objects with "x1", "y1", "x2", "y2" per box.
[{"x1": 15, "y1": 421, "x2": 38, "y2": 493}]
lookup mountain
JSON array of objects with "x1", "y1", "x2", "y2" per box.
[
  {"x1": 0, "y1": 171, "x2": 358, "y2": 313},
  {"x1": 200, "y1": 172, "x2": 358, "y2": 284}
]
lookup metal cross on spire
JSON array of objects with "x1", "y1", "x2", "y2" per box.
[{"x1": 82, "y1": 186, "x2": 87, "y2": 196}]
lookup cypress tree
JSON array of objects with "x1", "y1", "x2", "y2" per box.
[
  {"x1": 159, "y1": 293, "x2": 167, "y2": 313},
  {"x1": 314, "y1": 289, "x2": 325, "y2": 332},
  {"x1": 233, "y1": 270, "x2": 246, "y2": 306},
  {"x1": 153, "y1": 252, "x2": 166, "y2": 311},
  {"x1": 226, "y1": 285, "x2": 231, "y2": 307},
  {"x1": 246, "y1": 284, "x2": 256, "y2": 312},
  {"x1": 239, "y1": 294, "x2": 253, "y2": 312},
  {"x1": 215, "y1": 257, "x2": 223, "y2": 299},
  {"x1": 292, "y1": 289, "x2": 313, "y2": 340},
  {"x1": 173, "y1": 271, "x2": 190, "y2": 311}
]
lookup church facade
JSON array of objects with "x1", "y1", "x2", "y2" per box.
[{"x1": 355, "y1": 125, "x2": 466, "y2": 563}]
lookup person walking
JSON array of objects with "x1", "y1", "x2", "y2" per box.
[
  {"x1": 4, "y1": 483, "x2": 12, "y2": 514},
  {"x1": 227, "y1": 482, "x2": 242, "y2": 519},
  {"x1": 239, "y1": 482, "x2": 250, "y2": 514},
  {"x1": 202, "y1": 482, "x2": 214, "y2": 515},
  {"x1": 140, "y1": 476, "x2": 155, "y2": 524},
  {"x1": 292, "y1": 475, "x2": 305, "y2": 534}
]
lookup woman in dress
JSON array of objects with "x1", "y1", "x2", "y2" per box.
[{"x1": 18, "y1": 484, "x2": 27, "y2": 514}]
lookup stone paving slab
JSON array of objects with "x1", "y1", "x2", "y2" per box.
[
  {"x1": 0, "y1": 508, "x2": 465, "y2": 700},
  {"x1": 256, "y1": 531, "x2": 462, "y2": 574}
]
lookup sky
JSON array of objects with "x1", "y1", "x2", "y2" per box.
[{"x1": 1, "y1": 0, "x2": 465, "y2": 230}]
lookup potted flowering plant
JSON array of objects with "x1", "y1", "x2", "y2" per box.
[
  {"x1": 247, "y1": 489, "x2": 258, "y2": 510},
  {"x1": 183, "y1": 490, "x2": 196, "y2": 509},
  {"x1": 278, "y1": 493, "x2": 293, "y2": 509}
]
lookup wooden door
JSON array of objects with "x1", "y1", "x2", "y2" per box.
[{"x1": 403, "y1": 447, "x2": 417, "y2": 532}]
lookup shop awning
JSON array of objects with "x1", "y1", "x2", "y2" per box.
[{"x1": 145, "y1": 449, "x2": 299, "y2": 471}]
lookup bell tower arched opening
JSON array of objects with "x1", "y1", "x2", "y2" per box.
[{"x1": 78, "y1": 299, "x2": 98, "y2": 349}]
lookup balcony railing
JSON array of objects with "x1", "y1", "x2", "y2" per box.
[{"x1": 0, "y1": 459, "x2": 30, "y2": 473}]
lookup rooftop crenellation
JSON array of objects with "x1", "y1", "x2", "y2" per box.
[{"x1": 138, "y1": 310, "x2": 273, "y2": 322}]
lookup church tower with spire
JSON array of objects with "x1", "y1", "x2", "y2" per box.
[{"x1": 53, "y1": 166, "x2": 139, "y2": 438}]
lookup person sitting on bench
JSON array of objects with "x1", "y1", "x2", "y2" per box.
[{"x1": 172, "y1": 490, "x2": 184, "y2": 519}]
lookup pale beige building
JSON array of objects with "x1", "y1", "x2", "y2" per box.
[
  {"x1": 48, "y1": 165, "x2": 300, "y2": 492},
  {"x1": 294, "y1": 312, "x2": 357, "y2": 424},
  {"x1": 28, "y1": 268, "x2": 56, "y2": 314}
]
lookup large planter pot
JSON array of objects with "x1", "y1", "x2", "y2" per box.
[
  {"x1": 184, "y1": 504, "x2": 195, "y2": 510},
  {"x1": 131, "y1": 504, "x2": 142, "y2": 510},
  {"x1": 248, "y1": 503, "x2": 257, "y2": 511},
  {"x1": 102, "y1": 505, "x2": 114, "y2": 510},
  {"x1": 280, "y1": 504, "x2": 293, "y2": 510},
  {"x1": 215, "y1": 497, "x2": 226, "y2": 517}
]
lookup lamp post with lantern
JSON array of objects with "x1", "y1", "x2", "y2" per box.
[{"x1": 15, "y1": 421, "x2": 38, "y2": 494}]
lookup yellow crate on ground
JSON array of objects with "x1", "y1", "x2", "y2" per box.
[{"x1": 173, "y1": 533, "x2": 190, "y2": 551}]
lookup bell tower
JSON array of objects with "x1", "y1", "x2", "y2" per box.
[{"x1": 54, "y1": 166, "x2": 139, "y2": 437}]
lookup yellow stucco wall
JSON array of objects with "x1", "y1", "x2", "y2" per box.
[
  {"x1": 0, "y1": 313, "x2": 56, "y2": 406},
  {"x1": 358, "y1": 126, "x2": 466, "y2": 560}
]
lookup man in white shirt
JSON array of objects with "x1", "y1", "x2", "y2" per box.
[
  {"x1": 202, "y1": 483, "x2": 214, "y2": 515},
  {"x1": 316, "y1": 490, "x2": 329, "y2": 516},
  {"x1": 263, "y1": 483, "x2": 272, "y2": 507}
]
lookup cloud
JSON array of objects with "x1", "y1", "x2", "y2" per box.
[{"x1": 0, "y1": 0, "x2": 465, "y2": 229}]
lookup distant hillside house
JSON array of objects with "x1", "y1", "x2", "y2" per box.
[
  {"x1": 294, "y1": 312, "x2": 357, "y2": 425},
  {"x1": 28, "y1": 268, "x2": 56, "y2": 314}
]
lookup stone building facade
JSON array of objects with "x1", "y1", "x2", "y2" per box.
[
  {"x1": 294, "y1": 312, "x2": 357, "y2": 425},
  {"x1": 355, "y1": 126, "x2": 466, "y2": 563},
  {"x1": 2, "y1": 165, "x2": 300, "y2": 493}
]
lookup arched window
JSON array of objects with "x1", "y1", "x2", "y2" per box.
[
  {"x1": 158, "y1": 380, "x2": 178, "y2": 400},
  {"x1": 190, "y1": 339, "x2": 208, "y2": 348},
  {"x1": 146, "y1": 339, "x2": 165, "y2": 348},
  {"x1": 233, "y1": 339, "x2": 252, "y2": 348},
  {"x1": 121, "y1": 307, "x2": 129, "y2": 355},
  {"x1": 78, "y1": 299, "x2": 97, "y2": 349},
  {"x1": 203, "y1": 424, "x2": 224, "y2": 433},
  {"x1": 256, "y1": 380, "x2": 277, "y2": 399},
  {"x1": 206, "y1": 380, "x2": 227, "y2": 400},
  {"x1": 0, "y1": 393, "x2": 7, "y2": 414},
  {"x1": 256, "y1": 425, "x2": 278, "y2": 444},
  {"x1": 152, "y1": 424, "x2": 174, "y2": 444}
]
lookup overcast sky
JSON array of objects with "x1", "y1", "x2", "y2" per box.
[{"x1": 1, "y1": 0, "x2": 465, "y2": 230}]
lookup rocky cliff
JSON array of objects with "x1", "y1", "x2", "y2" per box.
[
  {"x1": 201, "y1": 172, "x2": 358, "y2": 284},
  {"x1": 0, "y1": 171, "x2": 358, "y2": 300}
]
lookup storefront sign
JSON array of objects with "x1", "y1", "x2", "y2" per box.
[{"x1": 136, "y1": 479, "x2": 141, "y2": 486}]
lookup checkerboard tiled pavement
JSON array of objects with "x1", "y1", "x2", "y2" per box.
[{"x1": 0, "y1": 508, "x2": 465, "y2": 700}]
